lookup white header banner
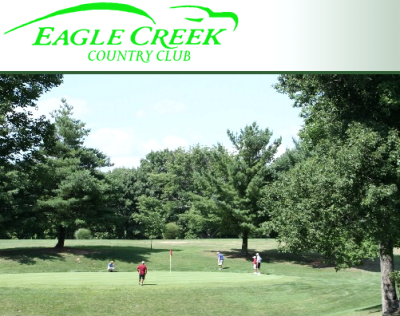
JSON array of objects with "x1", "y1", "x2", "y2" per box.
[{"x1": 0, "y1": 0, "x2": 399, "y2": 71}]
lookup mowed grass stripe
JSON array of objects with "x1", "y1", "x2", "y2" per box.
[{"x1": 0, "y1": 271, "x2": 298, "y2": 288}]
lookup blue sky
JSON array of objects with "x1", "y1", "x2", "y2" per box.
[{"x1": 36, "y1": 74, "x2": 303, "y2": 168}]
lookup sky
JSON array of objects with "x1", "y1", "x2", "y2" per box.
[{"x1": 36, "y1": 74, "x2": 303, "y2": 169}]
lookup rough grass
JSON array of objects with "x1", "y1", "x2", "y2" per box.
[{"x1": 0, "y1": 239, "x2": 383, "y2": 316}]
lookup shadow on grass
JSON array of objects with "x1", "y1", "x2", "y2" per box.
[
  {"x1": 355, "y1": 304, "x2": 381, "y2": 313},
  {"x1": 354, "y1": 254, "x2": 400, "y2": 273},
  {"x1": 223, "y1": 248, "x2": 390, "y2": 272},
  {"x1": 220, "y1": 248, "x2": 333, "y2": 269},
  {"x1": 81, "y1": 246, "x2": 175, "y2": 264},
  {"x1": 223, "y1": 248, "x2": 321, "y2": 264},
  {"x1": 0, "y1": 247, "x2": 66, "y2": 265},
  {"x1": 354, "y1": 258, "x2": 380, "y2": 273},
  {"x1": 0, "y1": 246, "x2": 180, "y2": 265}
]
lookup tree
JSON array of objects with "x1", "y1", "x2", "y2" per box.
[
  {"x1": 269, "y1": 74, "x2": 400, "y2": 316},
  {"x1": 0, "y1": 164, "x2": 48, "y2": 238},
  {"x1": 0, "y1": 74, "x2": 63, "y2": 166},
  {"x1": 133, "y1": 147, "x2": 211, "y2": 238},
  {"x1": 164, "y1": 145, "x2": 220, "y2": 238},
  {"x1": 0, "y1": 75, "x2": 63, "y2": 237},
  {"x1": 206, "y1": 122, "x2": 281, "y2": 255},
  {"x1": 270, "y1": 138, "x2": 312, "y2": 176},
  {"x1": 34, "y1": 99, "x2": 111, "y2": 248},
  {"x1": 133, "y1": 195, "x2": 166, "y2": 249},
  {"x1": 103, "y1": 168, "x2": 139, "y2": 239}
]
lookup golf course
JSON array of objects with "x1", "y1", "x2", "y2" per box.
[{"x1": 0, "y1": 238, "x2": 383, "y2": 316}]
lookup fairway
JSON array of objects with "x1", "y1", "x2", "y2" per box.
[{"x1": 0, "y1": 239, "x2": 382, "y2": 316}]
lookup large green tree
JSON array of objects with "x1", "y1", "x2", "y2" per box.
[
  {"x1": 103, "y1": 168, "x2": 139, "y2": 239},
  {"x1": 0, "y1": 74, "x2": 63, "y2": 237},
  {"x1": 34, "y1": 99, "x2": 111, "y2": 248},
  {"x1": 0, "y1": 74, "x2": 63, "y2": 165},
  {"x1": 130, "y1": 146, "x2": 228, "y2": 239},
  {"x1": 177, "y1": 145, "x2": 224, "y2": 238},
  {"x1": 132, "y1": 147, "x2": 214, "y2": 239},
  {"x1": 206, "y1": 122, "x2": 281, "y2": 255},
  {"x1": 133, "y1": 195, "x2": 166, "y2": 249},
  {"x1": 268, "y1": 74, "x2": 400, "y2": 316}
]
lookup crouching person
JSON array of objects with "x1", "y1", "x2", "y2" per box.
[{"x1": 108, "y1": 260, "x2": 115, "y2": 272}]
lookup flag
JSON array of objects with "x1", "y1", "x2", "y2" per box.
[{"x1": 169, "y1": 249, "x2": 172, "y2": 273}]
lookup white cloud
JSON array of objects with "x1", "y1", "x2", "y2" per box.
[
  {"x1": 142, "y1": 139, "x2": 162, "y2": 153},
  {"x1": 86, "y1": 127, "x2": 144, "y2": 169},
  {"x1": 86, "y1": 127, "x2": 135, "y2": 157},
  {"x1": 164, "y1": 135, "x2": 189, "y2": 148},
  {"x1": 109, "y1": 156, "x2": 142, "y2": 169},
  {"x1": 151, "y1": 99, "x2": 186, "y2": 114},
  {"x1": 136, "y1": 110, "x2": 146, "y2": 118}
]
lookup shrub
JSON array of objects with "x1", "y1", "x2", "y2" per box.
[
  {"x1": 390, "y1": 271, "x2": 400, "y2": 294},
  {"x1": 74, "y1": 228, "x2": 92, "y2": 240},
  {"x1": 164, "y1": 222, "x2": 180, "y2": 239}
]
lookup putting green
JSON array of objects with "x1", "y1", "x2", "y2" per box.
[{"x1": 0, "y1": 271, "x2": 299, "y2": 289}]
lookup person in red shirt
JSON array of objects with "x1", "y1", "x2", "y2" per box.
[
  {"x1": 252, "y1": 256, "x2": 257, "y2": 274},
  {"x1": 136, "y1": 261, "x2": 147, "y2": 286}
]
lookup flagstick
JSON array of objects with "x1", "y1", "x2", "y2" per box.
[{"x1": 170, "y1": 249, "x2": 172, "y2": 274}]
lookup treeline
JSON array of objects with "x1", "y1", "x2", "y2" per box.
[{"x1": 0, "y1": 75, "x2": 284, "y2": 256}]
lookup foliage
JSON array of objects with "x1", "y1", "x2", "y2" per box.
[
  {"x1": 270, "y1": 138, "x2": 312, "y2": 177},
  {"x1": 270, "y1": 74, "x2": 400, "y2": 315},
  {"x1": 133, "y1": 195, "x2": 166, "y2": 247},
  {"x1": 0, "y1": 74, "x2": 63, "y2": 166},
  {"x1": 0, "y1": 75, "x2": 63, "y2": 238},
  {"x1": 390, "y1": 271, "x2": 400, "y2": 295},
  {"x1": 31, "y1": 99, "x2": 112, "y2": 247},
  {"x1": 103, "y1": 168, "x2": 140, "y2": 238},
  {"x1": 164, "y1": 222, "x2": 180, "y2": 239},
  {"x1": 201, "y1": 122, "x2": 281, "y2": 254},
  {"x1": 74, "y1": 228, "x2": 92, "y2": 240},
  {"x1": 131, "y1": 146, "x2": 222, "y2": 239}
]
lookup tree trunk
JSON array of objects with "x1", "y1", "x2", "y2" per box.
[
  {"x1": 380, "y1": 240, "x2": 399, "y2": 316},
  {"x1": 241, "y1": 231, "x2": 248, "y2": 255},
  {"x1": 55, "y1": 225, "x2": 66, "y2": 248}
]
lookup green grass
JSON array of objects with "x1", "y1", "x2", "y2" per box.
[{"x1": 0, "y1": 239, "x2": 382, "y2": 316}]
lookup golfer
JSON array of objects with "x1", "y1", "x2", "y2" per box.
[
  {"x1": 252, "y1": 256, "x2": 257, "y2": 274},
  {"x1": 217, "y1": 252, "x2": 224, "y2": 270},
  {"x1": 256, "y1": 253, "x2": 262, "y2": 275},
  {"x1": 107, "y1": 260, "x2": 115, "y2": 272},
  {"x1": 136, "y1": 261, "x2": 147, "y2": 286}
]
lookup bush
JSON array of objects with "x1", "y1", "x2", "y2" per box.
[
  {"x1": 74, "y1": 228, "x2": 92, "y2": 240},
  {"x1": 390, "y1": 271, "x2": 400, "y2": 294},
  {"x1": 164, "y1": 222, "x2": 180, "y2": 239}
]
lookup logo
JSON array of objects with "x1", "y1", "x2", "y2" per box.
[{"x1": 4, "y1": 2, "x2": 239, "y2": 63}]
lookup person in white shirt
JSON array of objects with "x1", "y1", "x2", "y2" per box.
[{"x1": 256, "y1": 253, "x2": 262, "y2": 275}]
